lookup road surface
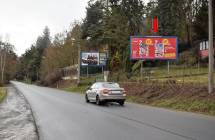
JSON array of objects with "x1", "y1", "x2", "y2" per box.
[{"x1": 12, "y1": 81, "x2": 215, "y2": 140}]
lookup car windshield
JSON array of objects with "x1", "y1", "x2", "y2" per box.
[{"x1": 102, "y1": 83, "x2": 120, "y2": 88}]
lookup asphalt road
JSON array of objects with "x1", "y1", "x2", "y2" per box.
[{"x1": 12, "y1": 81, "x2": 215, "y2": 140}]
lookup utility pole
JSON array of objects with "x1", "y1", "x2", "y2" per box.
[
  {"x1": 71, "y1": 38, "x2": 81, "y2": 85},
  {"x1": 208, "y1": 0, "x2": 214, "y2": 94}
]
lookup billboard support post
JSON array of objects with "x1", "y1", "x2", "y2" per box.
[
  {"x1": 104, "y1": 71, "x2": 109, "y2": 82},
  {"x1": 167, "y1": 61, "x2": 170, "y2": 75},
  {"x1": 198, "y1": 59, "x2": 200, "y2": 74},
  {"x1": 87, "y1": 66, "x2": 89, "y2": 77},
  {"x1": 140, "y1": 60, "x2": 143, "y2": 81},
  {"x1": 102, "y1": 66, "x2": 104, "y2": 81},
  {"x1": 208, "y1": 0, "x2": 214, "y2": 94}
]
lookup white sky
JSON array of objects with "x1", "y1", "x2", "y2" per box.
[{"x1": 0, "y1": 0, "x2": 149, "y2": 56}]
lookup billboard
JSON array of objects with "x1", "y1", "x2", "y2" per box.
[
  {"x1": 200, "y1": 40, "x2": 209, "y2": 58},
  {"x1": 81, "y1": 52, "x2": 107, "y2": 66},
  {"x1": 130, "y1": 36, "x2": 178, "y2": 60},
  {"x1": 199, "y1": 39, "x2": 215, "y2": 58}
]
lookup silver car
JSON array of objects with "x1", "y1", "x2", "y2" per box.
[{"x1": 85, "y1": 82, "x2": 126, "y2": 105}]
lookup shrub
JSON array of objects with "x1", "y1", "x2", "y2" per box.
[{"x1": 41, "y1": 70, "x2": 62, "y2": 86}]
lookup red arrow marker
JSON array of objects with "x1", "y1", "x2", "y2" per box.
[{"x1": 152, "y1": 16, "x2": 158, "y2": 33}]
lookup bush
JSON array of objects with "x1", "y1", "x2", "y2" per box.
[
  {"x1": 0, "y1": 82, "x2": 3, "y2": 87},
  {"x1": 41, "y1": 70, "x2": 62, "y2": 86},
  {"x1": 177, "y1": 47, "x2": 199, "y2": 66}
]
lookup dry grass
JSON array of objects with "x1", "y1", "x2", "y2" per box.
[{"x1": 0, "y1": 87, "x2": 7, "y2": 103}]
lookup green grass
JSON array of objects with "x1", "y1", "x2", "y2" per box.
[
  {"x1": 173, "y1": 74, "x2": 209, "y2": 84},
  {"x1": 152, "y1": 98, "x2": 215, "y2": 116},
  {"x1": 126, "y1": 95, "x2": 147, "y2": 104},
  {"x1": 127, "y1": 95, "x2": 215, "y2": 116},
  {"x1": 143, "y1": 67, "x2": 210, "y2": 83},
  {"x1": 0, "y1": 87, "x2": 7, "y2": 103},
  {"x1": 152, "y1": 66, "x2": 208, "y2": 77}
]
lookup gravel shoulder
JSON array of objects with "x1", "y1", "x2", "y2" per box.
[{"x1": 0, "y1": 85, "x2": 38, "y2": 140}]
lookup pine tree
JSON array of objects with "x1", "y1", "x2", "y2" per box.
[
  {"x1": 157, "y1": 0, "x2": 185, "y2": 36},
  {"x1": 81, "y1": 1, "x2": 105, "y2": 42}
]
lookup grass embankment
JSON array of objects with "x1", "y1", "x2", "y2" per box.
[
  {"x1": 152, "y1": 98, "x2": 215, "y2": 115},
  {"x1": 127, "y1": 96, "x2": 215, "y2": 116},
  {"x1": 123, "y1": 82, "x2": 215, "y2": 116},
  {"x1": 0, "y1": 87, "x2": 7, "y2": 103}
]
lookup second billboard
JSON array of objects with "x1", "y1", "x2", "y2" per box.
[{"x1": 81, "y1": 52, "x2": 107, "y2": 66}]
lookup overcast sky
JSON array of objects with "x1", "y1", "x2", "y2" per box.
[{"x1": 0, "y1": 0, "x2": 149, "y2": 56}]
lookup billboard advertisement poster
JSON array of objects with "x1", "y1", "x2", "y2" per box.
[
  {"x1": 81, "y1": 52, "x2": 107, "y2": 66},
  {"x1": 81, "y1": 52, "x2": 99, "y2": 66},
  {"x1": 130, "y1": 36, "x2": 178, "y2": 60}
]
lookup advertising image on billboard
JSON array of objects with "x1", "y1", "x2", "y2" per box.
[
  {"x1": 81, "y1": 52, "x2": 99, "y2": 66},
  {"x1": 130, "y1": 36, "x2": 178, "y2": 60},
  {"x1": 81, "y1": 52, "x2": 107, "y2": 66}
]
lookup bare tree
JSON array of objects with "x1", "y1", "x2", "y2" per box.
[
  {"x1": 0, "y1": 36, "x2": 12, "y2": 84},
  {"x1": 0, "y1": 43, "x2": 7, "y2": 83}
]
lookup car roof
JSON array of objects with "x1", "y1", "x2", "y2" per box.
[{"x1": 95, "y1": 82, "x2": 117, "y2": 84}]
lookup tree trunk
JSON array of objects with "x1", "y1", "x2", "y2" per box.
[{"x1": 0, "y1": 46, "x2": 8, "y2": 83}]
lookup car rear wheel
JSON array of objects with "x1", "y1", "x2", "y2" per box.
[
  {"x1": 96, "y1": 95, "x2": 102, "y2": 105},
  {"x1": 118, "y1": 100, "x2": 125, "y2": 106},
  {"x1": 85, "y1": 94, "x2": 89, "y2": 103}
]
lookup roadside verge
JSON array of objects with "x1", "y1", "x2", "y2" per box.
[
  {"x1": 0, "y1": 87, "x2": 7, "y2": 103},
  {"x1": 0, "y1": 84, "x2": 39, "y2": 140}
]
